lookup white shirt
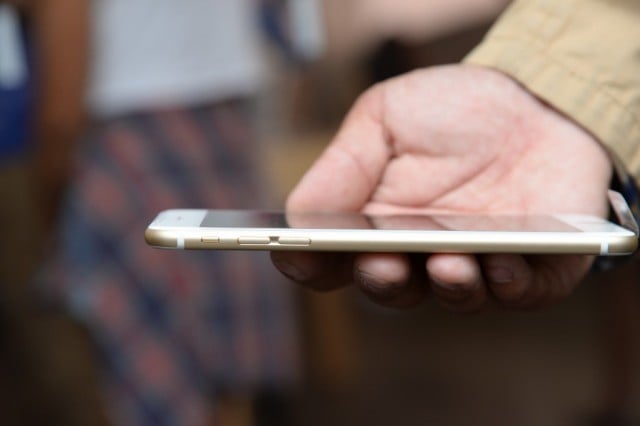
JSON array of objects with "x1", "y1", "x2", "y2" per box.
[
  {"x1": 0, "y1": 5, "x2": 27, "y2": 89},
  {"x1": 88, "y1": 0, "x2": 264, "y2": 117}
]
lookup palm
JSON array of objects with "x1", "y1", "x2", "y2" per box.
[{"x1": 361, "y1": 66, "x2": 610, "y2": 217}]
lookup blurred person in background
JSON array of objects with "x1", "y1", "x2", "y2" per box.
[
  {"x1": 0, "y1": 1, "x2": 109, "y2": 425},
  {"x1": 38, "y1": 0, "x2": 322, "y2": 425},
  {"x1": 0, "y1": 2, "x2": 37, "y2": 286}
]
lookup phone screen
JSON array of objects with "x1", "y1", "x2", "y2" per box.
[{"x1": 199, "y1": 211, "x2": 581, "y2": 233}]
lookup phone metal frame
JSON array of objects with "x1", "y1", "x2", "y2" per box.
[{"x1": 145, "y1": 191, "x2": 639, "y2": 256}]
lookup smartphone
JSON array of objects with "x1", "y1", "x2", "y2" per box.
[{"x1": 145, "y1": 193, "x2": 638, "y2": 255}]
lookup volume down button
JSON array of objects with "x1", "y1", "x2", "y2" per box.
[{"x1": 278, "y1": 237, "x2": 311, "y2": 246}]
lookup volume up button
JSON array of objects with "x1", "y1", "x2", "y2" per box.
[{"x1": 238, "y1": 236, "x2": 272, "y2": 245}]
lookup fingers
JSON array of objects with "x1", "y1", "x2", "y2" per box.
[
  {"x1": 426, "y1": 254, "x2": 487, "y2": 313},
  {"x1": 354, "y1": 253, "x2": 429, "y2": 309},
  {"x1": 482, "y1": 254, "x2": 538, "y2": 308},
  {"x1": 425, "y1": 253, "x2": 592, "y2": 311},
  {"x1": 272, "y1": 250, "x2": 429, "y2": 308},
  {"x1": 353, "y1": 252, "x2": 592, "y2": 311},
  {"x1": 428, "y1": 253, "x2": 591, "y2": 310},
  {"x1": 481, "y1": 254, "x2": 592, "y2": 309},
  {"x1": 270, "y1": 251, "x2": 355, "y2": 292},
  {"x1": 273, "y1": 250, "x2": 593, "y2": 311}
]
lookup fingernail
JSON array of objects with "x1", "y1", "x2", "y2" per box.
[
  {"x1": 487, "y1": 266, "x2": 514, "y2": 284},
  {"x1": 273, "y1": 259, "x2": 309, "y2": 282}
]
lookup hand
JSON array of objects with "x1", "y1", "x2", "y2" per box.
[{"x1": 271, "y1": 64, "x2": 613, "y2": 311}]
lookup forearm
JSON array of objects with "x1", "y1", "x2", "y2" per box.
[
  {"x1": 30, "y1": 0, "x2": 88, "y2": 225},
  {"x1": 33, "y1": 0, "x2": 88, "y2": 141},
  {"x1": 464, "y1": 0, "x2": 640, "y2": 179}
]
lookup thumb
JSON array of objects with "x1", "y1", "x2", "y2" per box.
[{"x1": 287, "y1": 86, "x2": 392, "y2": 212}]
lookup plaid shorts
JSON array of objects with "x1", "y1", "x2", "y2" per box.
[{"x1": 41, "y1": 102, "x2": 300, "y2": 426}]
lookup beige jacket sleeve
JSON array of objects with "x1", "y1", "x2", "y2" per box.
[{"x1": 464, "y1": 0, "x2": 640, "y2": 179}]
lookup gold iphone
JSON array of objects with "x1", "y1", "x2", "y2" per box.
[{"x1": 145, "y1": 192, "x2": 638, "y2": 256}]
